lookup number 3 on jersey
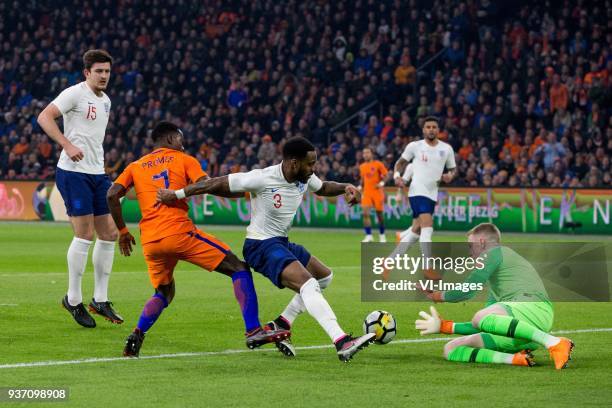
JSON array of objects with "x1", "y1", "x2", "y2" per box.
[
  {"x1": 273, "y1": 193, "x2": 282, "y2": 208},
  {"x1": 152, "y1": 169, "x2": 170, "y2": 188}
]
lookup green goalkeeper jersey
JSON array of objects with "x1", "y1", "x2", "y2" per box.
[{"x1": 443, "y1": 246, "x2": 550, "y2": 304}]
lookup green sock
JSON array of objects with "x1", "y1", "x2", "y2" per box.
[
  {"x1": 481, "y1": 333, "x2": 541, "y2": 353},
  {"x1": 454, "y1": 322, "x2": 480, "y2": 335},
  {"x1": 447, "y1": 346, "x2": 513, "y2": 364},
  {"x1": 478, "y1": 314, "x2": 558, "y2": 348}
]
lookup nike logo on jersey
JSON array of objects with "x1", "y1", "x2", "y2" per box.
[{"x1": 269, "y1": 188, "x2": 280, "y2": 192}]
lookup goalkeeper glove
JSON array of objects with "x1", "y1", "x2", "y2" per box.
[{"x1": 414, "y1": 306, "x2": 454, "y2": 335}]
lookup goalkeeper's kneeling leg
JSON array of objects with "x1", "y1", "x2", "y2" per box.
[
  {"x1": 443, "y1": 333, "x2": 534, "y2": 366},
  {"x1": 443, "y1": 334, "x2": 483, "y2": 360},
  {"x1": 471, "y1": 303, "x2": 509, "y2": 329}
]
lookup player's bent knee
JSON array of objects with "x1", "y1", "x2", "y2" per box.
[
  {"x1": 471, "y1": 312, "x2": 484, "y2": 328},
  {"x1": 73, "y1": 225, "x2": 95, "y2": 241},
  {"x1": 472, "y1": 309, "x2": 492, "y2": 328},
  {"x1": 75, "y1": 232, "x2": 95, "y2": 241},
  {"x1": 443, "y1": 340, "x2": 458, "y2": 359},
  {"x1": 472, "y1": 305, "x2": 507, "y2": 328},
  {"x1": 156, "y1": 282, "x2": 175, "y2": 304},
  {"x1": 318, "y1": 271, "x2": 333, "y2": 289},
  {"x1": 305, "y1": 257, "x2": 331, "y2": 280},
  {"x1": 217, "y1": 252, "x2": 247, "y2": 276},
  {"x1": 418, "y1": 214, "x2": 434, "y2": 227},
  {"x1": 280, "y1": 261, "x2": 313, "y2": 292},
  {"x1": 99, "y1": 231, "x2": 118, "y2": 241}
]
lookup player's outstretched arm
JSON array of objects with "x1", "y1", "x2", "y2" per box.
[
  {"x1": 315, "y1": 181, "x2": 361, "y2": 206},
  {"x1": 185, "y1": 175, "x2": 235, "y2": 197},
  {"x1": 424, "y1": 247, "x2": 500, "y2": 303},
  {"x1": 414, "y1": 306, "x2": 479, "y2": 335},
  {"x1": 37, "y1": 103, "x2": 84, "y2": 162},
  {"x1": 157, "y1": 175, "x2": 235, "y2": 205},
  {"x1": 192, "y1": 176, "x2": 245, "y2": 198},
  {"x1": 106, "y1": 183, "x2": 136, "y2": 256}
]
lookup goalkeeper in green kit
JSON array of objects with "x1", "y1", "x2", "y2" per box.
[{"x1": 414, "y1": 223, "x2": 574, "y2": 369}]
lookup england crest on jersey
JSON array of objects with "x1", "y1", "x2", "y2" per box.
[{"x1": 104, "y1": 103, "x2": 110, "y2": 113}]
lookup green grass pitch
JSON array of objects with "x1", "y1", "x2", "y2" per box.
[{"x1": 1, "y1": 222, "x2": 611, "y2": 407}]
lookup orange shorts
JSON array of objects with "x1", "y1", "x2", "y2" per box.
[
  {"x1": 362, "y1": 190, "x2": 385, "y2": 212},
  {"x1": 141, "y1": 228, "x2": 230, "y2": 288}
]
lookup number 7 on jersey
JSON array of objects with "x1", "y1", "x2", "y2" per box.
[{"x1": 152, "y1": 169, "x2": 170, "y2": 188}]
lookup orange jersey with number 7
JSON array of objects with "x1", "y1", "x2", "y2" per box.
[{"x1": 114, "y1": 147, "x2": 207, "y2": 244}]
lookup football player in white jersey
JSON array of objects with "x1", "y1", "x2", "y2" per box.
[
  {"x1": 157, "y1": 137, "x2": 376, "y2": 362},
  {"x1": 388, "y1": 116, "x2": 456, "y2": 278},
  {"x1": 37, "y1": 50, "x2": 122, "y2": 328}
]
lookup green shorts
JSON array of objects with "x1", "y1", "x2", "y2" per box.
[{"x1": 481, "y1": 301, "x2": 554, "y2": 353}]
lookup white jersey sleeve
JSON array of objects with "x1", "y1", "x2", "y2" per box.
[
  {"x1": 228, "y1": 170, "x2": 266, "y2": 193},
  {"x1": 401, "y1": 142, "x2": 417, "y2": 162},
  {"x1": 52, "y1": 86, "x2": 81, "y2": 114},
  {"x1": 445, "y1": 144, "x2": 457, "y2": 169},
  {"x1": 307, "y1": 174, "x2": 323, "y2": 192}
]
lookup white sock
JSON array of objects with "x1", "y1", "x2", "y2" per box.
[
  {"x1": 299, "y1": 278, "x2": 345, "y2": 342},
  {"x1": 543, "y1": 336, "x2": 561, "y2": 348},
  {"x1": 93, "y1": 239, "x2": 116, "y2": 302},
  {"x1": 67, "y1": 237, "x2": 92, "y2": 306},
  {"x1": 280, "y1": 295, "x2": 304, "y2": 325},
  {"x1": 388, "y1": 230, "x2": 419, "y2": 259},
  {"x1": 281, "y1": 273, "x2": 333, "y2": 325},
  {"x1": 420, "y1": 227, "x2": 434, "y2": 263},
  {"x1": 399, "y1": 228, "x2": 416, "y2": 241},
  {"x1": 318, "y1": 273, "x2": 333, "y2": 289}
]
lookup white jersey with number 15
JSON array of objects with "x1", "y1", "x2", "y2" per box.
[{"x1": 52, "y1": 81, "x2": 111, "y2": 175}]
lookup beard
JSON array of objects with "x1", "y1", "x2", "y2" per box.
[{"x1": 298, "y1": 172, "x2": 312, "y2": 183}]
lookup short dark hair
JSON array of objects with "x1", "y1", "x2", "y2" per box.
[
  {"x1": 423, "y1": 116, "x2": 440, "y2": 126},
  {"x1": 151, "y1": 121, "x2": 181, "y2": 142},
  {"x1": 282, "y1": 136, "x2": 315, "y2": 160},
  {"x1": 83, "y1": 49, "x2": 113, "y2": 70}
]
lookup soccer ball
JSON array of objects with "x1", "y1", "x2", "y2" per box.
[{"x1": 363, "y1": 310, "x2": 396, "y2": 344}]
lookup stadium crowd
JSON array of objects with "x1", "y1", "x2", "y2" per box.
[{"x1": 0, "y1": 0, "x2": 610, "y2": 188}]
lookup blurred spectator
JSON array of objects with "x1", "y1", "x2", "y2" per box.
[
  {"x1": 0, "y1": 0, "x2": 608, "y2": 189},
  {"x1": 537, "y1": 133, "x2": 567, "y2": 171},
  {"x1": 550, "y1": 74, "x2": 569, "y2": 113},
  {"x1": 257, "y1": 135, "x2": 276, "y2": 165}
]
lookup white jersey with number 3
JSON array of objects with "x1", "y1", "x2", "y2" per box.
[
  {"x1": 228, "y1": 163, "x2": 323, "y2": 240},
  {"x1": 52, "y1": 81, "x2": 111, "y2": 175},
  {"x1": 400, "y1": 139, "x2": 456, "y2": 201}
]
